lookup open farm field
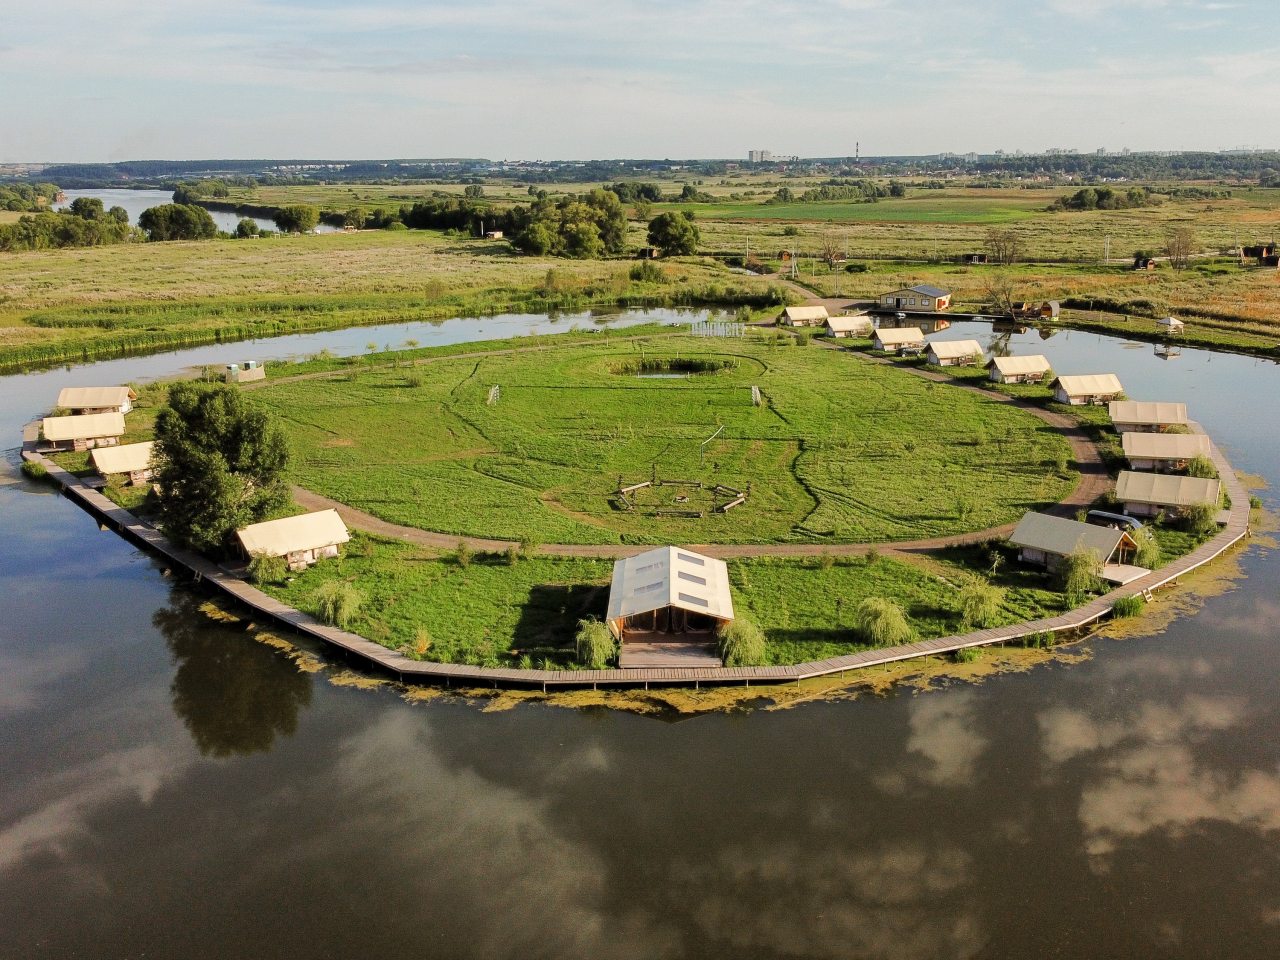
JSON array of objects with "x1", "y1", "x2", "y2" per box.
[
  {"x1": 263, "y1": 533, "x2": 1066, "y2": 667},
  {"x1": 253, "y1": 333, "x2": 1074, "y2": 545},
  {"x1": 656, "y1": 191, "x2": 1048, "y2": 225},
  {"x1": 0, "y1": 230, "x2": 783, "y2": 370}
]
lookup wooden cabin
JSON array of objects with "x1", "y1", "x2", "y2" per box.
[
  {"x1": 1114, "y1": 471, "x2": 1221, "y2": 519},
  {"x1": 877, "y1": 285, "x2": 952, "y2": 312},
  {"x1": 41, "y1": 412, "x2": 125, "y2": 452},
  {"x1": 56, "y1": 386, "x2": 136, "y2": 416},
  {"x1": 91, "y1": 441, "x2": 156, "y2": 486},
  {"x1": 1108, "y1": 400, "x2": 1188, "y2": 434},
  {"x1": 236, "y1": 509, "x2": 351, "y2": 571},
  {"x1": 872, "y1": 326, "x2": 927, "y2": 354},
  {"x1": 778, "y1": 305, "x2": 829, "y2": 327},
  {"x1": 987, "y1": 354, "x2": 1051, "y2": 384},
  {"x1": 1052, "y1": 373, "x2": 1124, "y2": 406},
  {"x1": 606, "y1": 546, "x2": 734, "y2": 645},
  {"x1": 1009, "y1": 512, "x2": 1138, "y2": 571},
  {"x1": 1122, "y1": 432, "x2": 1211, "y2": 473},
  {"x1": 926, "y1": 339, "x2": 984, "y2": 367},
  {"x1": 824, "y1": 314, "x2": 873, "y2": 338}
]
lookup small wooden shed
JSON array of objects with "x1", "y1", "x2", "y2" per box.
[
  {"x1": 1108, "y1": 400, "x2": 1188, "y2": 433},
  {"x1": 925, "y1": 338, "x2": 984, "y2": 367},
  {"x1": 987, "y1": 354, "x2": 1051, "y2": 384},
  {"x1": 56, "y1": 386, "x2": 136, "y2": 416},
  {"x1": 225, "y1": 361, "x2": 266, "y2": 384},
  {"x1": 1114, "y1": 471, "x2": 1221, "y2": 519},
  {"x1": 1122, "y1": 432, "x2": 1211, "y2": 473},
  {"x1": 1009, "y1": 512, "x2": 1137, "y2": 571},
  {"x1": 1052, "y1": 373, "x2": 1124, "y2": 406},
  {"x1": 91, "y1": 441, "x2": 156, "y2": 486},
  {"x1": 41, "y1": 412, "x2": 126, "y2": 452},
  {"x1": 236, "y1": 509, "x2": 351, "y2": 571},
  {"x1": 872, "y1": 326, "x2": 926, "y2": 354},
  {"x1": 606, "y1": 546, "x2": 734, "y2": 643},
  {"x1": 778, "y1": 305, "x2": 829, "y2": 327}
]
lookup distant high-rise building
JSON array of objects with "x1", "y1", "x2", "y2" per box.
[{"x1": 748, "y1": 149, "x2": 774, "y2": 163}]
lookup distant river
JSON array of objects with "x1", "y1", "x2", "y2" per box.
[
  {"x1": 1, "y1": 313, "x2": 1278, "y2": 958},
  {"x1": 54, "y1": 188, "x2": 339, "y2": 234}
]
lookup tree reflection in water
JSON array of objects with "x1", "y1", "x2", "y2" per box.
[{"x1": 153, "y1": 587, "x2": 313, "y2": 757}]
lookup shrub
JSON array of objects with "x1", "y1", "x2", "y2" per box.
[
  {"x1": 954, "y1": 646, "x2": 981, "y2": 664},
  {"x1": 505, "y1": 544, "x2": 521, "y2": 566},
  {"x1": 1185, "y1": 454, "x2": 1217, "y2": 480},
  {"x1": 412, "y1": 627, "x2": 433, "y2": 658},
  {"x1": 958, "y1": 580, "x2": 1004, "y2": 629},
  {"x1": 782, "y1": 225, "x2": 800, "y2": 237},
  {"x1": 519, "y1": 536, "x2": 539, "y2": 559},
  {"x1": 247, "y1": 552, "x2": 287, "y2": 585},
  {"x1": 628, "y1": 261, "x2": 666, "y2": 284},
  {"x1": 20, "y1": 459, "x2": 47, "y2": 481},
  {"x1": 852, "y1": 597, "x2": 914, "y2": 647},
  {"x1": 314, "y1": 581, "x2": 363, "y2": 629},
  {"x1": 717, "y1": 618, "x2": 766, "y2": 666},
  {"x1": 454, "y1": 540, "x2": 473, "y2": 568},
  {"x1": 1112, "y1": 595, "x2": 1144, "y2": 618},
  {"x1": 574, "y1": 618, "x2": 617, "y2": 669},
  {"x1": 1183, "y1": 501, "x2": 1218, "y2": 536},
  {"x1": 1131, "y1": 526, "x2": 1161, "y2": 568},
  {"x1": 1059, "y1": 548, "x2": 1103, "y2": 603}
]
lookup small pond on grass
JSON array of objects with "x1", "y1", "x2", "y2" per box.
[{"x1": 1, "y1": 312, "x2": 1279, "y2": 958}]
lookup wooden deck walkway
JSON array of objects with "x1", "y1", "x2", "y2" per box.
[{"x1": 19, "y1": 415, "x2": 1252, "y2": 691}]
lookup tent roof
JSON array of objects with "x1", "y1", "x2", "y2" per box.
[
  {"x1": 606, "y1": 546, "x2": 734, "y2": 624},
  {"x1": 874, "y1": 326, "x2": 926, "y2": 345},
  {"x1": 236, "y1": 509, "x2": 351, "y2": 558},
  {"x1": 56, "y1": 386, "x2": 136, "y2": 409},
  {"x1": 42, "y1": 412, "x2": 125, "y2": 442},
  {"x1": 927, "y1": 338, "x2": 984, "y2": 360},
  {"x1": 1122, "y1": 432, "x2": 1210, "y2": 460},
  {"x1": 1108, "y1": 400, "x2": 1188, "y2": 426},
  {"x1": 1053, "y1": 373, "x2": 1124, "y2": 397},
  {"x1": 91, "y1": 441, "x2": 155, "y2": 475},
  {"x1": 1115, "y1": 471, "x2": 1220, "y2": 507},
  {"x1": 783, "y1": 305, "x2": 829, "y2": 321},
  {"x1": 988, "y1": 354, "x2": 1051, "y2": 375},
  {"x1": 1009, "y1": 512, "x2": 1129, "y2": 559},
  {"x1": 825, "y1": 314, "x2": 871, "y2": 332}
]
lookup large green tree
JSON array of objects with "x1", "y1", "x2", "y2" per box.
[
  {"x1": 273, "y1": 204, "x2": 320, "y2": 233},
  {"x1": 153, "y1": 382, "x2": 290, "y2": 554},
  {"x1": 647, "y1": 211, "x2": 700, "y2": 256},
  {"x1": 138, "y1": 203, "x2": 217, "y2": 241}
]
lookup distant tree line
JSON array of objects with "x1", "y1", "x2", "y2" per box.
[
  {"x1": 1051, "y1": 186, "x2": 1158, "y2": 211},
  {"x1": 511, "y1": 190, "x2": 627, "y2": 258}
]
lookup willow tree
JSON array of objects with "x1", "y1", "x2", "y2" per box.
[{"x1": 153, "y1": 382, "x2": 290, "y2": 555}]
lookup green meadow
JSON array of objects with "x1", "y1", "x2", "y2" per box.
[{"x1": 253, "y1": 333, "x2": 1074, "y2": 545}]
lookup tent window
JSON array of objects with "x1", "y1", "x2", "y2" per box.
[
  {"x1": 636, "y1": 581, "x2": 665, "y2": 594},
  {"x1": 677, "y1": 592, "x2": 709, "y2": 608},
  {"x1": 678, "y1": 571, "x2": 707, "y2": 586},
  {"x1": 677, "y1": 553, "x2": 705, "y2": 566}
]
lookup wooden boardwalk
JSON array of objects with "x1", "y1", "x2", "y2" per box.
[{"x1": 20, "y1": 416, "x2": 1252, "y2": 691}]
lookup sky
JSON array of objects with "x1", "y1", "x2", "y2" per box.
[{"x1": 2, "y1": 0, "x2": 1277, "y2": 162}]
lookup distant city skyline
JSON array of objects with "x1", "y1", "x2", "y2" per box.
[{"x1": 3, "y1": 0, "x2": 1277, "y2": 163}]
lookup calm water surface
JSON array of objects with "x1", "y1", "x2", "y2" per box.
[
  {"x1": 1, "y1": 317, "x2": 1278, "y2": 959},
  {"x1": 54, "y1": 188, "x2": 339, "y2": 234}
]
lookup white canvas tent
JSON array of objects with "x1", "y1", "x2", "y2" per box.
[
  {"x1": 1114, "y1": 471, "x2": 1221, "y2": 518},
  {"x1": 91, "y1": 441, "x2": 156, "y2": 485},
  {"x1": 1108, "y1": 400, "x2": 1188, "y2": 433},
  {"x1": 236, "y1": 509, "x2": 351, "y2": 570},
  {"x1": 987, "y1": 355, "x2": 1051, "y2": 384},
  {"x1": 925, "y1": 339, "x2": 984, "y2": 366},
  {"x1": 872, "y1": 326, "x2": 926, "y2": 353},
  {"x1": 605, "y1": 546, "x2": 734, "y2": 641},
  {"x1": 778, "y1": 305, "x2": 830, "y2": 326},
  {"x1": 1122, "y1": 432, "x2": 1211, "y2": 471},
  {"x1": 41, "y1": 412, "x2": 126, "y2": 451},
  {"x1": 56, "y1": 386, "x2": 136, "y2": 415},
  {"x1": 1052, "y1": 373, "x2": 1124, "y2": 405}
]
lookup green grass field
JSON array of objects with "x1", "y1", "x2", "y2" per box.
[
  {"x1": 253, "y1": 333, "x2": 1074, "y2": 545},
  {"x1": 655, "y1": 193, "x2": 1045, "y2": 224},
  {"x1": 263, "y1": 533, "x2": 1067, "y2": 667}
]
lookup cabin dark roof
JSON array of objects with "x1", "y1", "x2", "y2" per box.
[{"x1": 908, "y1": 284, "x2": 950, "y2": 298}]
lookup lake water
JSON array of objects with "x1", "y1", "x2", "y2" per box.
[
  {"x1": 1, "y1": 316, "x2": 1278, "y2": 959},
  {"x1": 53, "y1": 188, "x2": 340, "y2": 234}
]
